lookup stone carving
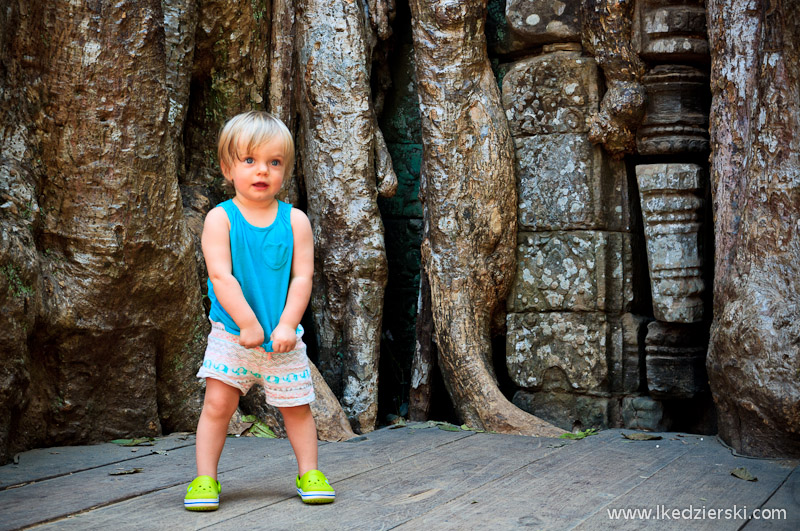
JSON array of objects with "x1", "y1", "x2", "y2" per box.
[
  {"x1": 636, "y1": 163, "x2": 705, "y2": 323},
  {"x1": 622, "y1": 396, "x2": 664, "y2": 431},
  {"x1": 645, "y1": 321, "x2": 709, "y2": 399},
  {"x1": 506, "y1": 312, "x2": 609, "y2": 392},
  {"x1": 506, "y1": 0, "x2": 582, "y2": 45},
  {"x1": 637, "y1": 0, "x2": 709, "y2": 62},
  {"x1": 502, "y1": 43, "x2": 598, "y2": 137},
  {"x1": 508, "y1": 231, "x2": 633, "y2": 313},
  {"x1": 637, "y1": 65, "x2": 709, "y2": 155}
]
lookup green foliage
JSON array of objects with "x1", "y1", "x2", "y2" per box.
[
  {"x1": 111, "y1": 437, "x2": 156, "y2": 446},
  {"x1": 560, "y1": 428, "x2": 599, "y2": 440},
  {"x1": 240, "y1": 415, "x2": 278, "y2": 438}
]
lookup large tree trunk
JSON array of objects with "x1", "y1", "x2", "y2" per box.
[
  {"x1": 408, "y1": 0, "x2": 563, "y2": 437},
  {"x1": 0, "y1": 0, "x2": 207, "y2": 461},
  {"x1": 295, "y1": 0, "x2": 396, "y2": 433},
  {"x1": 706, "y1": 0, "x2": 800, "y2": 457},
  {"x1": 267, "y1": 0, "x2": 300, "y2": 205}
]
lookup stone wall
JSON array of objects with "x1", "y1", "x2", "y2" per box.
[
  {"x1": 499, "y1": 0, "x2": 714, "y2": 433},
  {"x1": 377, "y1": 0, "x2": 715, "y2": 433}
]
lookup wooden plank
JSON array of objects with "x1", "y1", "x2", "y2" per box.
[
  {"x1": 0, "y1": 432, "x2": 196, "y2": 489},
  {"x1": 205, "y1": 430, "x2": 574, "y2": 530},
  {"x1": 392, "y1": 429, "x2": 693, "y2": 530},
  {"x1": 573, "y1": 436, "x2": 798, "y2": 530},
  {"x1": 741, "y1": 465, "x2": 800, "y2": 530},
  {"x1": 28, "y1": 425, "x2": 475, "y2": 530},
  {"x1": 0, "y1": 436, "x2": 297, "y2": 531}
]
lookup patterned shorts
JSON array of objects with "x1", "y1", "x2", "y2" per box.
[{"x1": 197, "y1": 320, "x2": 315, "y2": 407}]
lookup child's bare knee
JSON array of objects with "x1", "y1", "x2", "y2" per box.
[
  {"x1": 202, "y1": 380, "x2": 240, "y2": 419},
  {"x1": 279, "y1": 404, "x2": 312, "y2": 420}
]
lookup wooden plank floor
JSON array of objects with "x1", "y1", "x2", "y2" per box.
[{"x1": 1, "y1": 426, "x2": 797, "y2": 530}]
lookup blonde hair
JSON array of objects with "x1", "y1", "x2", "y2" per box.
[{"x1": 217, "y1": 111, "x2": 295, "y2": 179}]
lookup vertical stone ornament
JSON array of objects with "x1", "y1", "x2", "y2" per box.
[
  {"x1": 636, "y1": 164, "x2": 704, "y2": 323},
  {"x1": 637, "y1": 65, "x2": 709, "y2": 155},
  {"x1": 645, "y1": 321, "x2": 708, "y2": 399},
  {"x1": 637, "y1": 0, "x2": 709, "y2": 62}
]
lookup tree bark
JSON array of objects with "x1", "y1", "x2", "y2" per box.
[
  {"x1": 581, "y1": 0, "x2": 646, "y2": 158},
  {"x1": 267, "y1": 0, "x2": 300, "y2": 205},
  {"x1": 295, "y1": 0, "x2": 397, "y2": 433},
  {"x1": 408, "y1": 0, "x2": 563, "y2": 437},
  {"x1": 0, "y1": 0, "x2": 207, "y2": 461},
  {"x1": 706, "y1": 0, "x2": 800, "y2": 457}
]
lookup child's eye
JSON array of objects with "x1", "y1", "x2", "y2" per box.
[
  {"x1": 244, "y1": 157, "x2": 254, "y2": 164},
  {"x1": 271, "y1": 160, "x2": 281, "y2": 166}
]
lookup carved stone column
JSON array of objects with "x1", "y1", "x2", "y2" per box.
[
  {"x1": 636, "y1": 163, "x2": 705, "y2": 323},
  {"x1": 645, "y1": 321, "x2": 709, "y2": 398},
  {"x1": 637, "y1": 65, "x2": 709, "y2": 155},
  {"x1": 637, "y1": 0, "x2": 709, "y2": 62}
]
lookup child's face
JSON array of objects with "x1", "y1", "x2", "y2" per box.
[{"x1": 222, "y1": 136, "x2": 287, "y2": 205}]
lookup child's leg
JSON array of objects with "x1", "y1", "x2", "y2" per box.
[
  {"x1": 280, "y1": 404, "x2": 318, "y2": 476},
  {"x1": 196, "y1": 378, "x2": 241, "y2": 479}
]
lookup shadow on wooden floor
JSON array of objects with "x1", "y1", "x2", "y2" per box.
[{"x1": 1, "y1": 426, "x2": 797, "y2": 530}]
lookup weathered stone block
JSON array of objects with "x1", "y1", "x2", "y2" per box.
[
  {"x1": 645, "y1": 321, "x2": 709, "y2": 399},
  {"x1": 514, "y1": 134, "x2": 630, "y2": 231},
  {"x1": 506, "y1": 0, "x2": 581, "y2": 45},
  {"x1": 637, "y1": 0, "x2": 709, "y2": 62},
  {"x1": 502, "y1": 46, "x2": 599, "y2": 137},
  {"x1": 513, "y1": 390, "x2": 610, "y2": 431},
  {"x1": 508, "y1": 231, "x2": 633, "y2": 313},
  {"x1": 622, "y1": 396, "x2": 664, "y2": 431},
  {"x1": 507, "y1": 311, "x2": 609, "y2": 392},
  {"x1": 636, "y1": 163, "x2": 705, "y2": 323},
  {"x1": 607, "y1": 314, "x2": 649, "y2": 394},
  {"x1": 637, "y1": 65, "x2": 709, "y2": 155}
]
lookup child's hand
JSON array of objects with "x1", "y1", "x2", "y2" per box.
[
  {"x1": 270, "y1": 323, "x2": 298, "y2": 353},
  {"x1": 238, "y1": 323, "x2": 265, "y2": 349}
]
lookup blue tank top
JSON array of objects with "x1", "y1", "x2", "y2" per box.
[{"x1": 207, "y1": 199, "x2": 300, "y2": 352}]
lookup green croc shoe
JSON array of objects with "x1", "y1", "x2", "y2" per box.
[
  {"x1": 184, "y1": 475, "x2": 221, "y2": 511},
  {"x1": 296, "y1": 469, "x2": 335, "y2": 504}
]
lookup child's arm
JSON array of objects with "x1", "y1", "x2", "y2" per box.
[
  {"x1": 201, "y1": 206, "x2": 265, "y2": 348},
  {"x1": 270, "y1": 208, "x2": 314, "y2": 353}
]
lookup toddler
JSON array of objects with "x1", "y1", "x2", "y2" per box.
[{"x1": 184, "y1": 111, "x2": 334, "y2": 511}]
